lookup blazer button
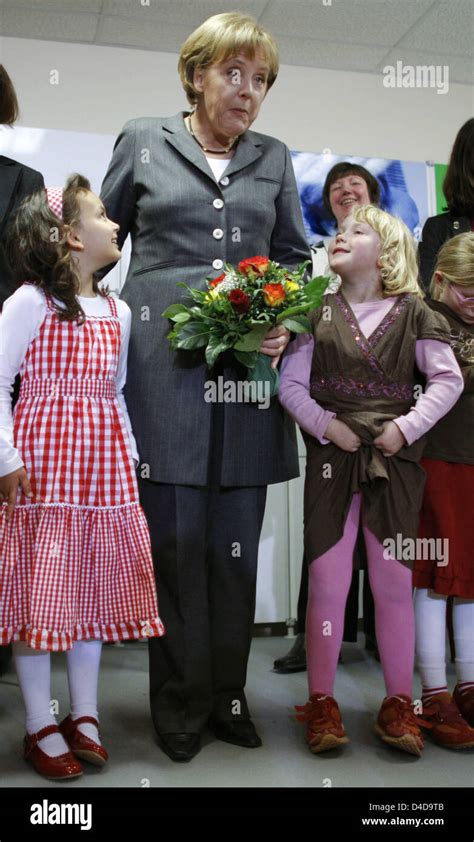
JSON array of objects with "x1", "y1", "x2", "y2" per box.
[
  {"x1": 213, "y1": 198, "x2": 224, "y2": 209},
  {"x1": 212, "y1": 259, "x2": 224, "y2": 269},
  {"x1": 213, "y1": 228, "x2": 224, "y2": 240},
  {"x1": 220, "y1": 176, "x2": 230, "y2": 186}
]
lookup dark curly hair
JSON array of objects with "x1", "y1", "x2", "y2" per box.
[
  {"x1": 0, "y1": 65, "x2": 19, "y2": 126},
  {"x1": 322, "y1": 162, "x2": 380, "y2": 218},
  {"x1": 7, "y1": 173, "x2": 108, "y2": 322},
  {"x1": 443, "y1": 118, "x2": 474, "y2": 216}
]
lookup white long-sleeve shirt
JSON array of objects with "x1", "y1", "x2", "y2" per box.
[{"x1": 0, "y1": 283, "x2": 139, "y2": 477}]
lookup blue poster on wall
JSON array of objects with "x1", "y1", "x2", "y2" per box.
[{"x1": 291, "y1": 152, "x2": 429, "y2": 247}]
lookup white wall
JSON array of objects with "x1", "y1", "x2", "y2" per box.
[{"x1": 1, "y1": 36, "x2": 473, "y2": 163}]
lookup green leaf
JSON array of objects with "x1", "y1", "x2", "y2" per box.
[
  {"x1": 233, "y1": 350, "x2": 259, "y2": 369},
  {"x1": 276, "y1": 303, "x2": 312, "y2": 320},
  {"x1": 172, "y1": 312, "x2": 191, "y2": 324},
  {"x1": 177, "y1": 334, "x2": 209, "y2": 350},
  {"x1": 234, "y1": 323, "x2": 269, "y2": 352},
  {"x1": 281, "y1": 316, "x2": 311, "y2": 333},
  {"x1": 175, "y1": 283, "x2": 208, "y2": 303},
  {"x1": 304, "y1": 275, "x2": 331, "y2": 298},
  {"x1": 205, "y1": 336, "x2": 231, "y2": 368},
  {"x1": 206, "y1": 342, "x2": 229, "y2": 368},
  {"x1": 188, "y1": 289, "x2": 208, "y2": 303},
  {"x1": 175, "y1": 321, "x2": 210, "y2": 349},
  {"x1": 162, "y1": 303, "x2": 190, "y2": 319}
]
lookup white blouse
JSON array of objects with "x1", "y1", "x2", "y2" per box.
[
  {"x1": 0, "y1": 283, "x2": 139, "y2": 477},
  {"x1": 205, "y1": 156, "x2": 232, "y2": 181}
]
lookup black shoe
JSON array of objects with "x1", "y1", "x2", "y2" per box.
[
  {"x1": 157, "y1": 732, "x2": 201, "y2": 762},
  {"x1": 273, "y1": 633, "x2": 307, "y2": 673},
  {"x1": 209, "y1": 718, "x2": 262, "y2": 748}
]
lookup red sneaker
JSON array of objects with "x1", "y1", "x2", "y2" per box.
[
  {"x1": 295, "y1": 693, "x2": 349, "y2": 753},
  {"x1": 421, "y1": 692, "x2": 474, "y2": 749},
  {"x1": 453, "y1": 684, "x2": 474, "y2": 728},
  {"x1": 375, "y1": 695, "x2": 429, "y2": 757}
]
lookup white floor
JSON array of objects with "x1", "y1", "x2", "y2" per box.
[{"x1": 0, "y1": 635, "x2": 472, "y2": 788}]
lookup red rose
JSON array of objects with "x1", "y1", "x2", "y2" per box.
[
  {"x1": 209, "y1": 273, "x2": 226, "y2": 288},
  {"x1": 229, "y1": 288, "x2": 251, "y2": 314},
  {"x1": 237, "y1": 256, "x2": 270, "y2": 276},
  {"x1": 262, "y1": 282, "x2": 286, "y2": 307}
]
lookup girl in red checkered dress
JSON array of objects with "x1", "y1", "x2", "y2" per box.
[{"x1": 0, "y1": 175, "x2": 164, "y2": 780}]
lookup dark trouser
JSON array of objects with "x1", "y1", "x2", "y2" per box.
[{"x1": 139, "y1": 479, "x2": 267, "y2": 734}]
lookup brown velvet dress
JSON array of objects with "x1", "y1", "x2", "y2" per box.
[{"x1": 302, "y1": 291, "x2": 451, "y2": 565}]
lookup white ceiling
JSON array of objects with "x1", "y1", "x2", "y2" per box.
[{"x1": 0, "y1": 0, "x2": 472, "y2": 84}]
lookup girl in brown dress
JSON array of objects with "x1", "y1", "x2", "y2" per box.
[
  {"x1": 414, "y1": 233, "x2": 474, "y2": 748},
  {"x1": 279, "y1": 206, "x2": 464, "y2": 756}
]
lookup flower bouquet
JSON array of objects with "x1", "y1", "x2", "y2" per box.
[{"x1": 162, "y1": 256, "x2": 329, "y2": 398}]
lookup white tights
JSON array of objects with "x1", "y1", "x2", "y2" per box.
[
  {"x1": 13, "y1": 639, "x2": 103, "y2": 757},
  {"x1": 414, "y1": 588, "x2": 474, "y2": 691}
]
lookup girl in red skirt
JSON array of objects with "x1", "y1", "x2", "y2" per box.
[
  {"x1": 414, "y1": 232, "x2": 474, "y2": 748},
  {"x1": 0, "y1": 176, "x2": 164, "y2": 780}
]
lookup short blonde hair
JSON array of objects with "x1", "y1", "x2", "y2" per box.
[
  {"x1": 351, "y1": 205, "x2": 423, "y2": 298},
  {"x1": 430, "y1": 232, "x2": 474, "y2": 300},
  {"x1": 178, "y1": 12, "x2": 279, "y2": 106}
]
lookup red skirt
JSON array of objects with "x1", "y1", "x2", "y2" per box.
[{"x1": 413, "y1": 458, "x2": 474, "y2": 598}]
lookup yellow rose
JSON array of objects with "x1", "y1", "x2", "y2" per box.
[
  {"x1": 285, "y1": 281, "x2": 299, "y2": 294},
  {"x1": 204, "y1": 289, "x2": 221, "y2": 303}
]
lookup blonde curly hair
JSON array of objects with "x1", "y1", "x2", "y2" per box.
[{"x1": 351, "y1": 205, "x2": 423, "y2": 298}]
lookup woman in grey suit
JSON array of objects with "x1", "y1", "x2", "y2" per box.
[{"x1": 100, "y1": 12, "x2": 310, "y2": 762}]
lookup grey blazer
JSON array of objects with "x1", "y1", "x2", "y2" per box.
[{"x1": 100, "y1": 112, "x2": 311, "y2": 486}]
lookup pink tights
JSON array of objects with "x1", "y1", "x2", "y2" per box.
[{"x1": 306, "y1": 492, "x2": 414, "y2": 698}]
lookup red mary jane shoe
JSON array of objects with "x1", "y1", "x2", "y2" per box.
[
  {"x1": 59, "y1": 715, "x2": 108, "y2": 766},
  {"x1": 24, "y1": 724, "x2": 83, "y2": 780}
]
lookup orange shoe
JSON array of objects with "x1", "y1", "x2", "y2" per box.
[
  {"x1": 24, "y1": 725, "x2": 83, "y2": 780},
  {"x1": 375, "y1": 695, "x2": 429, "y2": 757},
  {"x1": 453, "y1": 684, "x2": 474, "y2": 728},
  {"x1": 295, "y1": 693, "x2": 349, "y2": 753},
  {"x1": 420, "y1": 692, "x2": 474, "y2": 750},
  {"x1": 59, "y1": 715, "x2": 108, "y2": 767}
]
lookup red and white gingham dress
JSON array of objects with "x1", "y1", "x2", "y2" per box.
[{"x1": 0, "y1": 289, "x2": 165, "y2": 651}]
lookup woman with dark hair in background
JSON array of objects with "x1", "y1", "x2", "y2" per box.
[
  {"x1": 418, "y1": 118, "x2": 474, "y2": 292},
  {"x1": 0, "y1": 65, "x2": 44, "y2": 678}
]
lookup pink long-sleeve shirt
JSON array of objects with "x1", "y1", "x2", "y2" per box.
[{"x1": 279, "y1": 297, "x2": 464, "y2": 445}]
